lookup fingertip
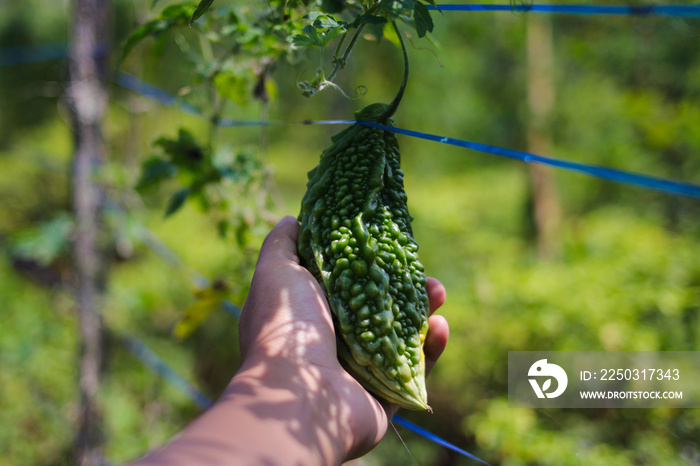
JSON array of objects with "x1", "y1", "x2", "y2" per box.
[
  {"x1": 424, "y1": 314, "x2": 449, "y2": 377},
  {"x1": 258, "y1": 215, "x2": 301, "y2": 265},
  {"x1": 426, "y1": 277, "x2": 446, "y2": 314},
  {"x1": 276, "y1": 215, "x2": 301, "y2": 235}
]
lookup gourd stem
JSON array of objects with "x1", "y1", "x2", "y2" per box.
[{"x1": 382, "y1": 20, "x2": 409, "y2": 120}]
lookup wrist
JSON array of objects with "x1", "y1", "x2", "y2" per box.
[{"x1": 225, "y1": 355, "x2": 349, "y2": 464}]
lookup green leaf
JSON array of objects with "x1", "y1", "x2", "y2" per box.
[
  {"x1": 118, "y1": 3, "x2": 196, "y2": 65},
  {"x1": 190, "y1": 0, "x2": 215, "y2": 25},
  {"x1": 363, "y1": 14, "x2": 388, "y2": 25},
  {"x1": 217, "y1": 219, "x2": 230, "y2": 238},
  {"x1": 291, "y1": 24, "x2": 324, "y2": 47},
  {"x1": 165, "y1": 188, "x2": 190, "y2": 217},
  {"x1": 413, "y1": 1, "x2": 433, "y2": 38},
  {"x1": 313, "y1": 15, "x2": 340, "y2": 29},
  {"x1": 119, "y1": 24, "x2": 156, "y2": 65},
  {"x1": 365, "y1": 21, "x2": 386, "y2": 42},
  {"x1": 7, "y1": 213, "x2": 74, "y2": 266},
  {"x1": 136, "y1": 157, "x2": 177, "y2": 192},
  {"x1": 304, "y1": 11, "x2": 326, "y2": 21},
  {"x1": 421, "y1": 0, "x2": 441, "y2": 12},
  {"x1": 235, "y1": 221, "x2": 250, "y2": 248},
  {"x1": 290, "y1": 34, "x2": 313, "y2": 47},
  {"x1": 154, "y1": 129, "x2": 206, "y2": 172},
  {"x1": 173, "y1": 281, "x2": 229, "y2": 339},
  {"x1": 321, "y1": 0, "x2": 346, "y2": 14},
  {"x1": 213, "y1": 68, "x2": 252, "y2": 106},
  {"x1": 381, "y1": 0, "x2": 415, "y2": 19},
  {"x1": 302, "y1": 24, "x2": 321, "y2": 44},
  {"x1": 320, "y1": 26, "x2": 344, "y2": 44}
]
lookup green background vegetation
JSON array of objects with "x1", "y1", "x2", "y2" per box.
[{"x1": 1, "y1": 0, "x2": 699, "y2": 464}]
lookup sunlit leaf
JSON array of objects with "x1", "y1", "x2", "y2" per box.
[
  {"x1": 304, "y1": 11, "x2": 326, "y2": 21},
  {"x1": 173, "y1": 281, "x2": 229, "y2": 339},
  {"x1": 213, "y1": 69, "x2": 252, "y2": 106},
  {"x1": 313, "y1": 15, "x2": 340, "y2": 29},
  {"x1": 382, "y1": 20, "x2": 401, "y2": 48},
  {"x1": 290, "y1": 33, "x2": 316, "y2": 47}
]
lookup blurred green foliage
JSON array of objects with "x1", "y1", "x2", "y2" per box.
[{"x1": 1, "y1": 0, "x2": 700, "y2": 465}]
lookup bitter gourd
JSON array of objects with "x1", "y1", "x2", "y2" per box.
[{"x1": 298, "y1": 103, "x2": 430, "y2": 411}]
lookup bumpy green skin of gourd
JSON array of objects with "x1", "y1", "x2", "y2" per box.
[{"x1": 298, "y1": 103, "x2": 430, "y2": 411}]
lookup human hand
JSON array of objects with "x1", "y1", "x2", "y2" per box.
[
  {"x1": 236, "y1": 215, "x2": 449, "y2": 462},
  {"x1": 128, "y1": 216, "x2": 448, "y2": 466}
]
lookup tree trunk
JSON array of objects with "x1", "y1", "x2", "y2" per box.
[
  {"x1": 68, "y1": 0, "x2": 109, "y2": 464},
  {"x1": 526, "y1": 14, "x2": 561, "y2": 259}
]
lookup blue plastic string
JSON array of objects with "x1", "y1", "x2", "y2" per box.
[
  {"x1": 0, "y1": 43, "x2": 68, "y2": 66},
  {"x1": 113, "y1": 71, "x2": 202, "y2": 116},
  {"x1": 115, "y1": 71, "x2": 355, "y2": 128},
  {"x1": 114, "y1": 72, "x2": 700, "y2": 199},
  {"x1": 103, "y1": 189, "x2": 483, "y2": 460},
  {"x1": 430, "y1": 3, "x2": 700, "y2": 17},
  {"x1": 357, "y1": 120, "x2": 700, "y2": 199},
  {"x1": 392, "y1": 416, "x2": 492, "y2": 465},
  {"x1": 0, "y1": 42, "x2": 110, "y2": 66},
  {"x1": 121, "y1": 333, "x2": 215, "y2": 410},
  {"x1": 2, "y1": 7, "x2": 691, "y2": 462},
  {"x1": 121, "y1": 330, "x2": 488, "y2": 463}
]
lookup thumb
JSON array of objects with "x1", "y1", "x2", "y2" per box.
[{"x1": 256, "y1": 216, "x2": 301, "y2": 268}]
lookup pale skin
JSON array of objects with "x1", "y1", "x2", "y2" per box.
[{"x1": 129, "y1": 216, "x2": 449, "y2": 465}]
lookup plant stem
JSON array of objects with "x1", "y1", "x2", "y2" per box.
[
  {"x1": 326, "y1": 2, "x2": 384, "y2": 83},
  {"x1": 327, "y1": 22, "x2": 366, "y2": 83},
  {"x1": 382, "y1": 20, "x2": 409, "y2": 120}
]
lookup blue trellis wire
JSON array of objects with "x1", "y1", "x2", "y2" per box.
[
  {"x1": 4, "y1": 144, "x2": 486, "y2": 463},
  {"x1": 392, "y1": 416, "x2": 492, "y2": 466},
  {"x1": 121, "y1": 333, "x2": 215, "y2": 410},
  {"x1": 101, "y1": 187, "x2": 485, "y2": 461},
  {"x1": 356, "y1": 121, "x2": 700, "y2": 200},
  {"x1": 114, "y1": 71, "x2": 356, "y2": 127},
  {"x1": 0, "y1": 43, "x2": 68, "y2": 66},
  {"x1": 430, "y1": 3, "x2": 700, "y2": 17},
  {"x1": 2, "y1": 6, "x2": 697, "y2": 462},
  {"x1": 121, "y1": 330, "x2": 491, "y2": 464},
  {"x1": 114, "y1": 70, "x2": 700, "y2": 200}
]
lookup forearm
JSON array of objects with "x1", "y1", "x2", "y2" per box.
[{"x1": 130, "y1": 359, "x2": 348, "y2": 466}]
